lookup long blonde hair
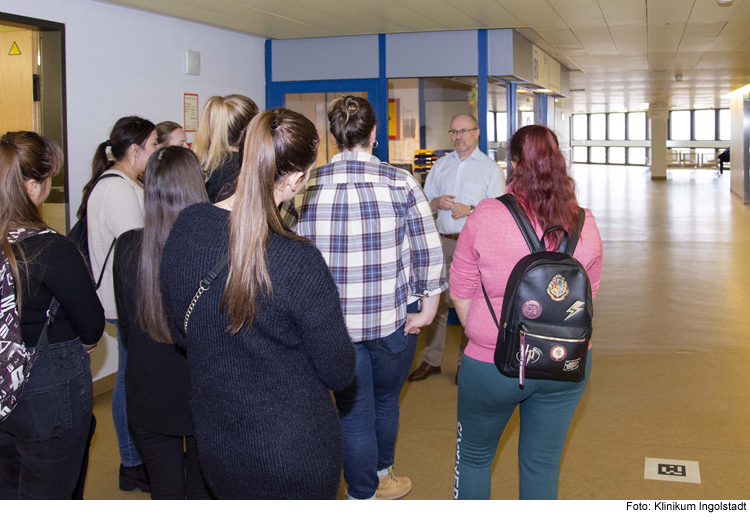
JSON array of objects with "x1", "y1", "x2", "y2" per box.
[
  {"x1": 192, "y1": 94, "x2": 258, "y2": 176},
  {"x1": 0, "y1": 131, "x2": 62, "y2": 312},
  {"x1": 223, "y1": 108, "x2": 318, "y2": 333}
]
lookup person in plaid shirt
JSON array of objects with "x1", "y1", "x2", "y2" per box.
[{"x1": 288, "y1": 96, "x2": 445, "y2": 500}]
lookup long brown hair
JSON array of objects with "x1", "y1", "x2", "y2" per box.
[
  {"x1": 507, "y1": 125, "x2": 580, "y2": 251},
  {"x1": 192, "y1": 94, "x2": 258, "y2": 175},
  {"x1": 223, "y1": 108, "x2": 319, "y2": 333},
  {"x1": 0, "y1": 131, "x2": 63, "y2": 311},
  {"x1": 137, "y1": 147, "x2": 208, "y2": 343}
]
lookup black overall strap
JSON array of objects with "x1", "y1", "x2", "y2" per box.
[{"x1": 497, "y1": 195, "x2": 543, "y2": 253}]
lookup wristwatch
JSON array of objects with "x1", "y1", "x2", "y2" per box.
[{"x1": 469, "y1": 205, "x2": 475, "y2": 214}]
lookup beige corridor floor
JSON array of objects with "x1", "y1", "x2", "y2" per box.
[{"x1": 83, "y1": 165, "x2": 750, "y2": 500}]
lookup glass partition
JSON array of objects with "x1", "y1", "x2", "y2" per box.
[
  {"x1": 285, "y1": 91, "x2": 367, "y2": 167},
  {"x1": 387, "y1": 76, "x2": 477, "y2": 181}
]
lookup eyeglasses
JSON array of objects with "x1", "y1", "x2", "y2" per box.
[{"x1": 448, "y1": 128, "x2": 478, "y2": 136}]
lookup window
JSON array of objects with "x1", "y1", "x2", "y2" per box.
[
  {"x1": 590, "y1": 114, "x2": 606, "y2": 140},
  {"x1": 694, "y1": 110, "x2": 715, "y2": 140},
  {"x1": 609, "y1": 114, "x2": 625, "y2": 140},
  {"x1": 573, "y1": 146, "x2": 588, "y2": 163},
  {"x1": 628, "y1": 112, "x2": 646, "y2": 140},
  {"x1": 496, "y1": 113, "x2": 508, "y2": 142},
  {"x1": 609, "y1": 147, "x2": 625, "y2": 164},
  {"x1": 670, "y1": 111, "x2": 691, "y2": 140},
  {"x1": 487, "y1": 111, "x2": 496, "y2": 142},
  {"x1": 572, "y1": 114, "x2": 588, "y2": 141},
  {"x1": 629, "y1": 147, "x2": 647, "y2": 165},
  {"x1": 520, "y1": 111, "x2": 534, "y2": 128},
  {"x1": 590, "y1": 147, "x2": 606, "y2": 163},
  {"x1": 719, "y1": 109, "x2": 731, "y2": 141}
]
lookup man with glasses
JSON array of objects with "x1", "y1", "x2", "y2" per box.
[{"x1": 408, "y1": 114, "x2": 504, "y2": 384}]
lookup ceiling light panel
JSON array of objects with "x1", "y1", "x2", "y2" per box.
[{"x1": 645, "y1": 0, "x2": 694, "y2": 25}]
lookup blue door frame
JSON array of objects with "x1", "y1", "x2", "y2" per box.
[
  {"x1": 266, "y1": 37, "x2": 389, "y2": 161},
  {"x1": 266, "y1": 31, "x2": 498, "y2": 164}
]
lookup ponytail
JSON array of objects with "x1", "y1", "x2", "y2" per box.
[
  {"x1": 192, "y1": 95, "x2": 258, "y2": 176},
  {"x1": 222, "y1": 108, "x2": 318, "y2": 333},
  {"x1": 77, "y1": 116, "x2": 155, "y2": 219}
]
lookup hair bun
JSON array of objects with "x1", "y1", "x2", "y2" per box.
[{"x1": 345, "y1": 97, "x2": 360, "y2": 114}]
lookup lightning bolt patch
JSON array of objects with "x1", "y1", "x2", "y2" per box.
[{"x1": 564, "y1": 300, "x2": 585, "y2": 321}]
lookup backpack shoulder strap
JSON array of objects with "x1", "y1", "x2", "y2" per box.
[
  {"x1": 563, "y1": 208, "x2": 586, "y2": 256},
  {"x1": 497, "y1": 194, "x2": 543, "y2": 253}
]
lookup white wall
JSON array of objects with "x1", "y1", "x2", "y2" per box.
[
  {"x1": 0, "y1": 0, "x2": 266, "y2": 380},
  {"x1": 730, "y1": 92, "x2": 746, "y2": 203}
]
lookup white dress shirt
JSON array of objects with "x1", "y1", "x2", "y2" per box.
[{"x1": 423, "y1": 146, "x2": 505, "y2": 235}]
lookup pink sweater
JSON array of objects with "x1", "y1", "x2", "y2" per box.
[{"x1": 450, "y1": 197, "x2": 604, "y2": 364}]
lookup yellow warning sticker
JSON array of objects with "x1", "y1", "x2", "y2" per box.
[{"x1": 9, "y1": 42, "x2": 21, "y2": 55}]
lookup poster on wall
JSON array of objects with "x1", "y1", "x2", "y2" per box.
[
  {"x1": 184, "y1": 93, "x2": 199, "y2": 132},
  {"x1": 389, "y1": 98, "x2": 400, "y2": 140}
]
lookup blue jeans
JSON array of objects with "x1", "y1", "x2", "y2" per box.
[
  {"x1": 454, "y1": 352, "x2": 592, "y2": 500},
  {"x1": 334, "y1": 303, "x2": 418, "y2": 499},
  {"x1": 107, "y1": 319, "x2": 141, "y2": 467},
  {"x1": 0, "y1": 338, "x2": 93, "y2": 499}
]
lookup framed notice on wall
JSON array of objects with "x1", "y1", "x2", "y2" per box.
[{"x1": 184, "y1": 93, "x2": 199, "y2": 132}]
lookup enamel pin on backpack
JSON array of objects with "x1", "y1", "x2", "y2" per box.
[{"x1": 482, "y1": 195, "x2": 592, "y2": 387}]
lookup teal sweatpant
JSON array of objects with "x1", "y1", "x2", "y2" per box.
[{"x1": 454, "y1": 352, "x2": 592, "y2": 500}]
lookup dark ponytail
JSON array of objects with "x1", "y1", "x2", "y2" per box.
[{"x1": 77, "y1": 116, "x2": 155, "y2": 219}]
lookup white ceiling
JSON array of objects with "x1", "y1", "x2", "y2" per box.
[{"x1": 99, "y1": 0, "x2": 750, "y2": 112}]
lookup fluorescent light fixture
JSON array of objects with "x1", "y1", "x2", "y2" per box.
[
  {"x1": 535, "y1": 89, "x2": 554, "y2": 93},
  {"x1": 517, "y1": 89, "x2": 530, "y2": 94},
  {"x1": 723, "y1": 83, "x2": 750, "y2": 98}
]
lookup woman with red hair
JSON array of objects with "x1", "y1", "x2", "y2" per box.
[{"x1": 449, "y1": 125, "x2": 603, "y2": 499}]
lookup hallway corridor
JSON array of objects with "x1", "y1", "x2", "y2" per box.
[{"x1": 84, "y1": 165, "x2": 750, "y2": 500}]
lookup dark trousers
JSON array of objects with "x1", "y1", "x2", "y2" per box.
[
  {"x1": 0, "y1": 338, "x2": 93, "y2": 499},
  {"x1": 131, "y1": 427, "x2": 213, "y2": 499}
]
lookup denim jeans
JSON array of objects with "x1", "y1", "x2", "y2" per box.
[
  {"x1": 0, "y1": 338, "x2": 94, "y2": 499},
  {"x1": 106, "y1": 318, "x2": 141, "y2": 467},
  {"x1": 131, "y1": 426, "x2": 213, "y2": 500},
  {"x1": 334, "y1": 302, "x2": 418, "y2": 499},
  {"x1": 454, "y1": 352, "x2": 592, "y2": 500}
]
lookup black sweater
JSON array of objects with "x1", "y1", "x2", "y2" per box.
[
  {"x1": 205, "y1": 152, "x2": 239, "y2": 204},
  {"x1": 15, "y1": 233, "x2": 105, "y2": 347},
  {"x1": 160, "y1": 203, "x2": 355, "y2": 499},
  {"x1": 113, "y1": 229, "x2": 194, "y2": 437}
]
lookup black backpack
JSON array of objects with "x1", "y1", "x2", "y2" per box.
[
  {"x1": 68, "y1": 173, "x2": 122, "y2": 289},
  {"x1": 482, "y1": 195, "x2": 591, "y2": 386}
]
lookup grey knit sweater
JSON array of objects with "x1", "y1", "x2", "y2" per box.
[{"x1": 160, "y1": 203, "x2": 355, "y2": 499}]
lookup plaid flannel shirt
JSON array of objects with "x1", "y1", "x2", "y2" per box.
[{"x1": 289, "y1": 152, "x2": 446, "y2": 343}]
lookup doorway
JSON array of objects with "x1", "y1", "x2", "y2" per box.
[
  {"x1": 285, "y1": 91, "x2": 367, "y2": 167},
  {"x1": 0, "y1": 12, "x2": 68, "y2": 232}
]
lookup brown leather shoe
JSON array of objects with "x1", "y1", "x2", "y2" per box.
[{"x1": 408, "y1": 361, "x2": 441, "y2": 381}]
